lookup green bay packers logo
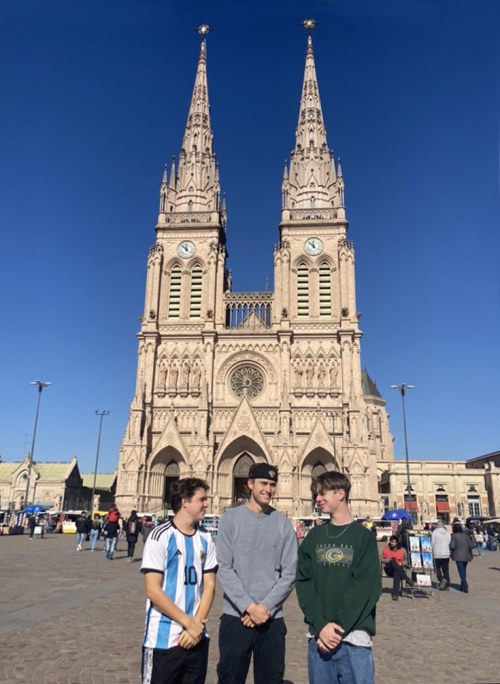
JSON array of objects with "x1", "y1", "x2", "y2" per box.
[{"x1": 315, "y1": 544, "x2": 354, "y2": 566}]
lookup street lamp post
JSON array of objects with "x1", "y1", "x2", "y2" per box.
[
  {"x1": 327, "y1": 411, "x2": 341, "y2": 471},
  {"x1": 91, "y1": 410, "x2": 109, "y2": 513},
  {"x1": 390, "y1": 384, "x2": 415, "y2": 521},
  {"x1": 25, "y1": 381, "x2": 52, "y2": 507}
]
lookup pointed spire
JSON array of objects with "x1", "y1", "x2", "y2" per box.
[
  {"x1": 283, "y1": 24, "x2": 344, "y2": 219},
  {"x1": 157, "y1": 26, "x2": 224, "y2": 227}
]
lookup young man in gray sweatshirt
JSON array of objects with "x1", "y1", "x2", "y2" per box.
[{"x1": 216, "y1": 463, "x2": 298, "y2": 684}]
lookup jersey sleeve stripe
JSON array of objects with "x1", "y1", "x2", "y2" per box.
[{"x1": 150, "y1": 520, "x2": 172, "y2": 542}]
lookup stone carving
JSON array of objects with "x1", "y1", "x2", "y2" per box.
[
  {"x1": 230, "y1": 366, "x2": 264, "y2": 399},
  {"x1": 317, "y1": 363, "x2": 326, "y2": 388},
  {"x1": 191, "y1": 363, "x2": 201, "y2": 392},
  {"x1": 217, "y1": 350, "x2": 276, "y2": 384},
  {"x1": 305, "y1": 362, "x2": 314, "y2": 387},
  {"x1": 292, "y1": 323, "x2": 339, "y2": 330},
  {"x1": 159, "y1": 324, "x2": 205, "y2": 332},
  {"x1": 329, "y1": 361, "x2": 338, "y2": 388},
  {"x1": 237, "y1": 416, "x2": 251, "y2": 431},
  {"x1": 170, "y1": 364, "x2": 179, "y2": 392},
  {"x1": 181, "y1": 362, "x2": 190, "y2": 387},
  {"x1": 294, "y1": 361, "x2": 304, "y2": 388},
  {"x1": 157, "y1": 362, "x2": 168, "y2": 391}
]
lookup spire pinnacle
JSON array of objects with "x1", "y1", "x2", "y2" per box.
[
  {"x1": 283, "y1": 22, "x2": 345, "y2": 220},
  {"x1": 158, "y1": 25, "x2": 224, "y2": 228}
]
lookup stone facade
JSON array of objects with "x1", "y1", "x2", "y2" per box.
[
  {"x1": 115, "y1": 32, "x2": 394, "y2": 517},
  {"x1": 380, "y1": 459, "x2": 496, "y2": 523},
  {"x1": 0, "y1": 457, "x2": 117, "y2": 512},
  {"x1": 0, "y1": 456, "x2": 82, "y2": 511}
]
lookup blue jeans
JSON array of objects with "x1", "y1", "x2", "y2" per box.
[
  {"x1": 76, "y1": 532, "x2": 86, "y2": 547},
  {"x1": 105, "y1": 536, "x2": 117, "y2": 558},
  {"x1": 476, "y1": 542, "x2": 483, "y2": 556},
  {"x1": 308, "y1": 638, "x2": 374, "y2": 684},
  {"x1": 90, "y1": 529, "x2": 99, "y2": 550},
  {"x1": 456, "y1": 561, "x2": 469, "y2": 590}
]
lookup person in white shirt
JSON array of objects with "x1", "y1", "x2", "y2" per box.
[{"x1": 431, "y1": 520, "x2": 451, "y2": 590}]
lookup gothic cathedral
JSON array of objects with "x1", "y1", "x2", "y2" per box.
[{"x1": 115, "y1": 29, "x2": 394, "y2": 518}]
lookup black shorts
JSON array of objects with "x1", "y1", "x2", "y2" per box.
[{"x1": 142, "y1": 639, "x2": 209, "y2": 684}]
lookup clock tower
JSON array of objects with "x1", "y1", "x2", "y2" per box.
[{"x1": 115, "y1": 26, "x2": 394, "y2": 517}]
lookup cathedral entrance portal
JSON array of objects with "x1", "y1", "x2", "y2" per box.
[
  {"x1": 312, "y1": 462, "x2": 326, "y2": 514},
  {"x1": 163, "y1": 461, "x2": 180, "y2": 512},
  {"x1": 233, "y1": 453, "x2": 255, "y2": 507}
]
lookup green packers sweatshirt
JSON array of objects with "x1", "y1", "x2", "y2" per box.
[{"x1": 296, "y1": 521, "x2": 381, "y2": 637}]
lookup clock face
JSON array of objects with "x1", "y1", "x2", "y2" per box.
[
  {"x1": 304, "y1": 237, "x2": 323, "y2": 256},
  {"x1": 177, "y1": 241, "x2": 196, "y2": 258}
]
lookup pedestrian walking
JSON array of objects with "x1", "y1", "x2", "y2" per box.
[
  {"x1": 216, "y1": 463, "x2": 297, "y2": 684},
  {"x1": 142, "y1": 516, "x2": 154, "y2": 543},
  {"x1": 450, "y1": 522, "x2": 475, "y2": 592},
  {"x1": 141, "y1": 477, "x2": 217, "y2": 684},
  {"x1": 28, "y1": 514, "x2": 36, "y2": 540},
  {"x1": 75, "y1": 512, "x2": 88, "y2": 550},
  {"x1": 90, "y1": 514, "x2": 100, "y2": 551},
  {"x1": 125, "y1": 509, "x2": 142, "y2": 562},
  {"x1": 431, "y1": 520, "x2": 451, "y2": 590},
  {"x1": 296, "y1": 471, "x2": 381, "y2": 684},
  {"x1": 473, "y1": 527, "x2": 484, "y2": 556},
  {"x1": 103, "y1": 514, "x2": 121, "y2": 560}
]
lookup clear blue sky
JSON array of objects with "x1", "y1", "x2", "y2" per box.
[{"x1": 1, "y1": 0, "x2": 499, "y2": 474}]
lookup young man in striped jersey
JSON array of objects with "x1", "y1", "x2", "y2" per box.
[{"x1": 141, "y1": 478, "x2": 218, "y2": 684}]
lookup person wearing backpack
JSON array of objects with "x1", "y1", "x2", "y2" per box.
[
  {"x1": 107, "y1": 506, "x2": 120, "y2": 523},
  {"x1": 103, "y1": 511, "x2": 121, "y2": 560},
  {"x1": 125, "y1": 510, "x2": 142, "y2": 562}
]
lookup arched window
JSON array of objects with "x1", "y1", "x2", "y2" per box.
[
  {"x1": 189, "y1": 265, "x2": 202, "y2": 318},
  {"x1": 168, "y1": 265, "x2": 182, "y2": 319},
  {"x1": 297, "y1": 263, "x2": 309, "y2": 317},
  {"x1": 188, "y1": 200, "x2": 193, "y2": 213},
  {"x1": 319, "y1": 262, "x2": 331, "y2": 317}
]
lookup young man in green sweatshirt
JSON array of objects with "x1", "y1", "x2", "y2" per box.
[{"x1": 296, "y1": 471, "x2": 381, "y2": 684}]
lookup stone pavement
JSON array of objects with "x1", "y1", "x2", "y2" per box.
[{"x1": 1, "y1": 533, "x2": 499, "y2": 683}]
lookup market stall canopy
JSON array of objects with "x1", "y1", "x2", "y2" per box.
[
  {"x1": 24, "y1": 504, "x2": 46, "y2": 514},
  {"x1": 381, "y1": 509, "x2": 412, "y2": 521}
]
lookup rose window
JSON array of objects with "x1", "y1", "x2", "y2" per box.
[{"x1": 230, "y1": 366, "x2": 264, "y2": 398}]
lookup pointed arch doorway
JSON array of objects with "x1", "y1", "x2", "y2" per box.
[
  {"x1": 311, "y1": 462, "x2": 326, "y2": 514},
  {"x1": 233, "y1": 453, "x2": 255, "y2": 507},
  {"x1": 163, "y1": 461, "x2": 180, "y2": 511}
]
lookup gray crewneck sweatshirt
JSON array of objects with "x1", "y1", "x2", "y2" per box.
[{"x1": 216, "y1": 504, "x2": 298, "y2": 618}]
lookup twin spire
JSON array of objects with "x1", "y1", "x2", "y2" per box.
[
  {"x1": 282, "y1": 31, "x2": 344, "y2": 218},
  {"x1": 158, "y1": 29, "x2": 222, "y2": 227},
  {"x1": 158, "y1": 23, "x2": 344, "y2": 227}
]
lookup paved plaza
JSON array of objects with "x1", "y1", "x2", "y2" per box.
[{"x1": 1, "y1": 532, "x2": 499, "y2": 684}]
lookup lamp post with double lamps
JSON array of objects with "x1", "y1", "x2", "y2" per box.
[
  {"x1": 390, "y1": 384, "x2": 415, "y2": 521},
  {"x1": 25, "y1": 381, "x2": 52, "y2": 507},
  {"x1": 91, "y1": 411, "x2": 109, "y2": 513}
]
